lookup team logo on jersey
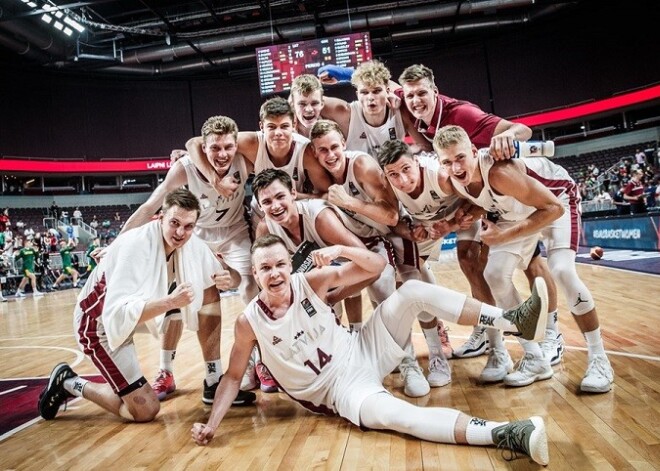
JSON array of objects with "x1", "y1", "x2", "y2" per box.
[
  {"x1": 200, "y1": 193, "x2": 209, "y2": 200},
  {"x1": 294, "y1": 330, "x2": 304, "y2": 340},
  {"x1": 389, "y1": 127, "x2": 397, "y2": 140},
  {"x1": 272, "y1": 336, "x2": 282, "y2": 345},
  {"x1": 233, "y1": 171, "x2": 241, "y2": 183},
  {"x1": 359, "y1": 132, "x2": 367, "y2": 139},
  {"x1": 430, "y1": 190, "x2": 441, "y2": 200},
  {"x1": 301, "y1": 298, "x2": 317, "y2": 317},
  {"x1": 348, "y1": 182, "x2": 360, "y2": 196}
]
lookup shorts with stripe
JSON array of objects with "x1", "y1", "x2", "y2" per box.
[{"x1": 194, "y1": 222, "x2": 253, "y2": 276}]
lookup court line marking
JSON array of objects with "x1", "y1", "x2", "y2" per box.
[
  {"x1": 0, "y1": 346, "x2": 84, "y2": 370},
  {"x1": 0, "y1": 385, "x2": 26, "y2": 396},
  {"x1": 0, "y1": 397, "x2": 83, "y2": 442},
  {"x1": 0, "y1": 334, "x2": 74, "y2": 341},
  {"x1": 574, "y1": 261, "x2": 660, "y2": 278}
]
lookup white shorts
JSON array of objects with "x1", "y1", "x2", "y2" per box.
[
  {"x1": 195, "y1": 222, "x2": 252, "y2": 275},
  {"x1": 456, "y1": 220, "x2": 481, "y2": 243},
  {"x1": 332, "y1": 306, "x2": 407, "y2": 426},
  {"x1": 487, "y1": 220, "x2": 539, "y2": 269},
  {"x1": 540, "y1": 200, "x2": 580, "y2": 252},
  {"x1": 389, "y1": 235, "x2": 437, "y2": 269},
  {"x1": 74, "y1": 306, "x2": 146, "y2": 396}
]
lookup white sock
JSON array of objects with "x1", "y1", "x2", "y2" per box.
[
  {"x1": 349, "y1": 322, "x2": 362, "y2": 333},
  {"x1": 584, "y1": 327, "x2": 605, "y2": 358},
  {"x1": 465, "y1": 417, "x2": 507, "y2": 445},
  {"x1": 546, "y1": 310, "x2": 559, "y2": 333},
  {"x1": 422, "y1": 326, "x2": 445, "y2": 359},
  {"x1": 520, "y1": 339, "x2": 544, "y2": 358},
  {"x1": 64, "y1": 377, "x2": 89, "y2": 397},
  {"x1": 205, "y1": 359, "x2": 222, "y2": 385},
  {"x1": 485, "y1": 327, "x2": 505, "y2": 349},
  {"x1": 477, "y1": 304, "x2": 517, "y2": 333},
  {"x1": 160, "y1": 350, "x2": 176, "y2": 372}
]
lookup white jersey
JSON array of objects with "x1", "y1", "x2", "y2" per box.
[
  {"x1": 180, "y1": 155, "x2": 249, "y2": 229},
  {"x1": 243, "y1": 274, "x2": 355, "y2": 415},
  {"x1": 254, "y1": 131, "x2": 311, "y2": 193},
  {"x1": 392, "y1": 162, "x2": 463, "y2": 228},
  {"x1": 265, "y1": 200, "x2": 330, "y2": 253},
  {"x1": 452, "y1": 149, "x2": 579, "y2": 222},
  {"x1": 345, "y1": 101, "x2": 406, "y2": 158},
  {"x1": 333, "y1": 151, "x2": 390, "y2": 238}
]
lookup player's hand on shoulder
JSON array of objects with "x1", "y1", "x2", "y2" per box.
[
  {"x1": 191, "y1": 422, "x2": 215, "y2": 446},
  {"x1": 170, "y1": 149, "x2": 188, "y2": 162},
  {"x1": 489, "y1": 133, "x2": 516, "y2": 160},
  {"x1": 311, "y1": 245, "x2": 343, "y2": 268},
  {"x1": 212, "y1": 173, "x2": 240, "y2": 199},
  {"x1": 317, "y1": 65, "x2": 354, "y2": 84},
  {"x1": 169, "y1": 282, "x2": 195, "y2": 309}
]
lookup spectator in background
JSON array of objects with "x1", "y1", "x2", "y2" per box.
[
  {"x1": 73, "y1": 207, "x2": 83, "y2": 225},
  {"x1": 594, "y1": 189, "x2": 612, "y2": 203},
  {"x1": 102, "y1": 218, "x2": 111, "y2": 229},
  {"x1": 623, "y1": 169, "x2": 646, "y2": 214},
  {"x1": 0, "y1": 209, "x2": 10, "y2": 232},
  {"x1": 113, "y1": 211, "x2": 121, "y2": 223},
  {"x1": 613, "y1": 188, "x2": 630, "y2": 216},
  {"x1": 50, "y1": 201, "x2": 60, "y2": 221},
  {"x1": 635, "y1": 148, "x2": 646, "y2": 169},
  {"x1": 89, "y1": 215, "x2": 99, "y2": 230},
  {"x1": 24, "y1": 227, "x2": 35, "y2": 241},
  {"x1": 65, "y1": 224, "x2": 76, "y2": 245},
  {"x1": 15, "y1": 219, "x2": 25, "y2": 231}
]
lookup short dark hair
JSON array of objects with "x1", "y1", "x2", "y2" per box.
[
  {"x1": 251, "y1": 169, "x2": 293, "y2": 202},
  {"x1": 161, "y1": 188, "x2": 201, "y2": 218},
  {"x1": 251, "y1": 234, "x2": 288, "y2": 255},
  {"x1": 377, "y1": 139, "x2": 412, "y2": 168},
  {"x1": 259, "y1": 96, "x2": 295, "y2": 122}
]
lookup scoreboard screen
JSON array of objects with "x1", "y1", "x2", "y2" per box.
[{"x1": 256, "y1": 32, "x2": 372, "y2": 95}]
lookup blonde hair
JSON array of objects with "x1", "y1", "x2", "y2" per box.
[
  {"x1": 351, "y1": 60, "x2": 391, "y2": 88},
  {"x1": 201, "y1": 115, "x2": 238, "y2": 141},
  {"x1": 433, "y1": 125, "x2": 471, "y2": 152},
  {"x1": 310, "y1": 119, "x2": 344, "y2": 141},
  {"x1": 290, "y1": 74, "x2": 324, "y2": 98},
  {"x1": 398, "y1": 64, "x2": 435, "y2": 86}
]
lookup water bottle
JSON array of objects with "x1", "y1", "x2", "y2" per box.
[{"x1": 513, "y1": 140, "x2": 555, "y2": 158}]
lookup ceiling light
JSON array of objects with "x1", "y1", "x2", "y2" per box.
[
  {"x1": 64, "y1": 16, "x2": 85, "y2": 33},
  {"x1": 54, "y1": 10, "x2": 63, "y2": 18},
  {"x1": 63, "y1": 27, "x2": 73, "y2": 36},
  {"x1": 53, "y1": 20, "x2": 63, "y2": 30},
  {"x1": 41, "y1": 14, "x2": 53, "y2": 24},
  {"x1": 43, "y1": 4, "x2": 52, "y2": 10},
  {"x1": 26, "y1": 1, "x2": 37, "y2": 6}
]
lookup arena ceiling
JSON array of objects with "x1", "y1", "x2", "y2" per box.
[{"x1": 0, "y1": 0, "x2": 579, "y2": 77}]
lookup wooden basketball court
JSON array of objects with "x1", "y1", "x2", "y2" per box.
[{"x1": 1, "y1": 256, "x2": 659, "y2": 470}]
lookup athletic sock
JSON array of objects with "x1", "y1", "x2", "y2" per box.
[
  {"x1": 584, "y1": 327, "x2": 605, "y2": 359},
  {"x1": 422, "y1": 326, "x2": 444, "y2": 358},
  {"x1": 520, "y1": 338, "x2": 544, "y2": 357},
  {"x1": 477, "y1": 304, "x2": 517, "y2": 333},
  {"x1": 465, "y1": 417, "x2": 507, "y2": 445},
  {"x1": 485, "y1": 327, "x2": 505, "y2": 349},
  {"x1": 160, "y1": 349, "x2": 176, "y2": 373},
  {"x1": 546, "y1": 310, "x2": 559, "y2": 333},
  {"x1": 205, "y1": 359, "x2": 222, "y2": 385},
  {"x1": 64, "y1": 377, "x2": 89, "y2": 398}
]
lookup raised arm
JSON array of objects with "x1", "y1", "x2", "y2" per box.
[
  {"x1": 319, "y1": 96, "x2": 351, "y2": 137},
  {"x1": 490, "y1": 119, "x2": 533, "y2": 160},
  {"x1": 121, "y1": 161, "x2": 188, "y2": 234},
  {"x1": 191, "y1": 314, "x2": 257, "y2": 446}
]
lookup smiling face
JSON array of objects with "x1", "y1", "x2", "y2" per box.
[
  {"x1": 252, "y1": 242, "x2": 292, "y2": 297},
  {"x1": 256, "y1": 180, "x2": 298, "y2": 225},
  {"x1": 383, "y1": 154, "x2": 422, "y2": 195},
  {"x1": 202, "y1": 132, "x2": 237, "y2": 176},
  {"x1": 261, "y1": 115, "x2": 294, "y2": 156},
  {"x1": 311, "y1": 129, "x2": 346, "y2": 175},
  {"x1": 402, "y1": 78, "x2": 437, "y2": 124},
  {"x1": 160, "y1": 205, "x2": 198, "y2": 254},
  {"x1": 292, "y1": 89, "x2": 324, "y2": 131},
  {"x1": 437, "y1": 141, "x2": 479, "y2": 186}
]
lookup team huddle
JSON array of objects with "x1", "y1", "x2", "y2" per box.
[{"x1": 37, "y1": 61, "x2": 615, "y2": 466}]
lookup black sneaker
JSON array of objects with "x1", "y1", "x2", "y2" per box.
[
  {"x1": 502, "y1": 277, "x2": 548, "y2": 341},
  {"x1": 38, "y1": 363, "x2": 77, "y2": 420},
  {"x1": 491, "y1": 416, "x2": 549, "y2": 466},
  {"x1": 203, "y1": 377, "x2": 257, "y2": 406}
]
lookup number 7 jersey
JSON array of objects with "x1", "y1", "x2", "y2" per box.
[{"x1": 243, "y1": 273, "x2": 355, "y2": 415}]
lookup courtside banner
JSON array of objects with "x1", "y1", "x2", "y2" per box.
[
  {"x1": 440, "y1": 232, "x2": 457, "y2": 251},
  {"x1": 0, "y1": 159, "x2": 171, "y2": 174},
  {"x1": 582, "y1": 214, "x2": 660, "y2": 250}
]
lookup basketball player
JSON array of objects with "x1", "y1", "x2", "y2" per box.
[
  {"x1": 190, "y1": 235, "x2": 550, "y2": 467},
  {"x1": 14, "y1": 239, "x2": 43, "y2": 297},
  {"x1": 309, "y1": 119, "x2": 434, "y2": 397},
  {"x1": 52, "y1": 239, "x2": 80, "y2": 289},
  {"x1": 123, "y1": 116, "x2": 259, "y2": 402},
  {"x1": 37, "y1": 189, "x2": 256, "y2": 424},
  {"x1": 397, "y1": 64, "x2": 564, "y2": 369},
  {"x1": 435, "y1": 125, "x2": 614, "y2": 392},
  {"x1": 85, "y1": 237, "x2": 100, "y2": 273},
  {"x1": 289, "y1": 74, "x2": 326, "y2": 138}
]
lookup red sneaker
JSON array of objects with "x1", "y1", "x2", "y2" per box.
[
  {"x1": 255, "y1": 361, "x2": 278, "y2": 393},
  {"x1": 152, "y1": 369, "x2": 176, "y2": 400}
]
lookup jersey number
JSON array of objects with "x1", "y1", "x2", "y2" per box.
[
  {"x1": 303, "y1": 348, "x2": 333, "y2": 375},
  {"x1": 215, "y1": 208, "x2": 229, "y2": 222}
]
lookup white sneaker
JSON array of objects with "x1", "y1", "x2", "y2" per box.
[
  {"x1": 399, "y1": 357, "x2": 430, "y2": 398},
  {"x1": 479, "y1": 348, "x2": 514, "y2": 383},
  {"x1": 427, "y1": 355, "x2": 452, "y2": 387},
  {"x1": 240, "y1": 349, "x2": 258, "y2": 391},
  {"x1": 540, "y1": 330, "x2": 565, "y2": 366},
  {"x1": 33, "y1": 291, "x2": 44, "y2": 297},
  {"x1": 453, "y1": 326, "x2": 489, "y2": 358},
  {"x1": 0, "y1": 296, "x2": 7, "y2": 302},
  {"x1": 15, "y1": 291, "x2": 26, "y2": 298},
  {"x1": 580, "y1": 354, "x2": 614, "y2": 393},
  {"x1": 503, "y1": 353, "x2": 553, "y2": 387}
]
